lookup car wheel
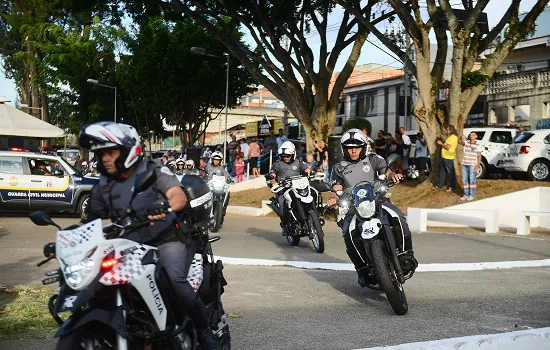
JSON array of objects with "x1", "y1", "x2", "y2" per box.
[
  {"x1": 476, "y1": 161, "x2": 487, "y2": 179},
  {"x1": 77, "y1": 194, "x2": 90, "y2": 214},
  {"x1": 528, "y1": 159, "x2": 550, "y2": 181}
]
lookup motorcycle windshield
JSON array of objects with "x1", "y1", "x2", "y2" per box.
[{"x1": 351, "y1": 182, "x2": 376, "y2": 205}]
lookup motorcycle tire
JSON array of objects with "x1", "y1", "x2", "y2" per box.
[
  {"x1": 371, "y1": 238, "x2": 408, "y2": 315},
  {"x1": 211, "y1": 202, "x2": 223, "y2": 233},
  {"x1": 56, "y1": 323, "x2": 121, "y2": 349},
  {"x1": 308, "y1": 210, "x2": 325, "y2": 253}
]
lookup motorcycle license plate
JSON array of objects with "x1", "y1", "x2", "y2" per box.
[{"x1": 360, "y1": 219, "x2": 381, "y2": 239}]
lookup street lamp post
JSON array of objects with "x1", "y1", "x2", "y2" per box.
[
  {"x1": 190, "y1": 47, "x2": 230, "y2": 165},
  {"x1": 21, "y1": 104, "x2": 43, "y2": 120},
  {"x1": 86, "y1": 79, "x2": 117, "y2": 123}
]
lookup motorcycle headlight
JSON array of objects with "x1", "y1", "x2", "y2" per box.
[
  {"x1": 356, "y1": 201, "x2": 376, "y2": 219},
  {"x1": 64, "y1": 258, "x2": 95, "y2": 289}
]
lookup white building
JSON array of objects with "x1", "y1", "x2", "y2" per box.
[{"x1": 335, "y1": 75, "x2": 418, "y2": 136}]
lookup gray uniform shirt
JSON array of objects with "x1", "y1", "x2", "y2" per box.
[
  {"x1": 269, "y1": 159, "x2": 308, "y2": 180},
  {"x1": 205, "y1": 164, "x2": 231, "y2": 182},
  {"x1": 331, "y1": 154, "x2": 387, "y2": 192}
]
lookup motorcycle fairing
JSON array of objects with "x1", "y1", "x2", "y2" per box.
[{"x1": 55, "y1": 305, "x2": 127, "y2": 338}]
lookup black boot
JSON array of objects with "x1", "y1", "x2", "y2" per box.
[{"x1": 187, "y1": 300, "x2": 221, "y2": 350}]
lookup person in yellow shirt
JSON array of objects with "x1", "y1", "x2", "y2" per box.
[{"x1": 433, "y1": 125, "x2": 458, "y2": 192}]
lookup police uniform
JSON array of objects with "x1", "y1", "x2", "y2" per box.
[
  {"x1": 82, "y1": 160, "x2": 204, "y2": 319},
  {"x1": 204, "y1": 164, "x2": 231, "y2": 182},
  {"x1": 270, "y1": 159, "x2": 308, "y2": 222},
  {"x1": 331, "y1": 153, "x2": 412, "y2": 275}
]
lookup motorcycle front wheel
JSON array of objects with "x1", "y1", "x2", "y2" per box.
[
  {"x1": 371, "y1": 238, "x2": 408, "y2": 315},
  {"x1": 211, "y1": 202, "x2": 223, "y2": 233},
  {"x1": 308, "y1": 210, "x2": 325, "y2": 253}
]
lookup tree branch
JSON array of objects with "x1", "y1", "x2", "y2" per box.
[{"x1": 478, "y1": 0, "x2": 520, "y2": 53}]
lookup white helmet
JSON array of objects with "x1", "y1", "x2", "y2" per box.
[
  {"x1": 340, "y1": 128, "x2": 368, "y2": 162},
  {"x1": 176, "y1": 158, "x2": 185, "y2": 165},
  {"x1": 278, "y1": 141, "x2": 296, "y2": 160},
  {"x1": 211, "y1": 151, "x2": 223, "y2": 163},
  {"x1": 79, "y1": 121, "x2": 142, "y2": 176},
  {"x1": 185, "y1": 159, "x2": 195, "y2": 169}
]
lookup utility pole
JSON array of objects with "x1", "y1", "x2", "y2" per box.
[
  {"x1": 283, "y1": 36, "x2": 290, "y2": 136},
  {"x1": 403, "y1": 32, "x2": 410, "y2": 130}
]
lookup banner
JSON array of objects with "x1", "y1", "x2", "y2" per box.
[
  {"x1": 259, "y1": 115, "x2": 272, "y2": 136},
  {"x1": 246, "y1": 122, "x2": 258, "y2": 137}
]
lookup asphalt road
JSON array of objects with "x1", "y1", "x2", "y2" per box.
[{"x1": 1, "y1": 214, "x2": 549, "y2": 349}]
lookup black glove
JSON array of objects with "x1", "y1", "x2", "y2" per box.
[{"x1": 146, "y1": 201, "x2": 171, "y2": 218}]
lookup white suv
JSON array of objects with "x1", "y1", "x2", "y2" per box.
[
  {"x1": 503, "y1": 130, "x2": 550, "y2": 181},
  {"x1": 463, "y1": 127, "x2": 519, "y2": 178}
]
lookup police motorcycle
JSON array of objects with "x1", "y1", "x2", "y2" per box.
[
  {"x1": 267, "y1": 172, "x2": 328, "y2": 253},
  {"x1": 334, "y1": 153, "x2": 416, "y2": 315},
  {"x1": 31, "y1": 167, "x2": 230, "y2": 349},
  {"x1": 207, "y1": 174, "x2": 230, "y2": 233}
]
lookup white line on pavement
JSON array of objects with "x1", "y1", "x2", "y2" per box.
[
  {"x1": 354, "y1": 327, "x2": 550, "y2": 350},
  {"x1": 214, "y1": 256, "x2": 550, "y2": 272}
]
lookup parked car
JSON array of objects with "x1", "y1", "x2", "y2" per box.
[
  {"x1": 503, "y1": 130, "x2": 550, "y2": 181},
  {"x1": 463, "y1": 127, "x2": 520, "y2": 178},
  {"x1": 0, "y1": 151, "x2": 98, "y2": 214},
  {"x1": 56, "y1": 149, "x2": 80, "y2": 166}
]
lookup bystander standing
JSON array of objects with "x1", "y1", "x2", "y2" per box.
[
  {"x1": 434, "y1": 125, "x2": 458, "y2": 192},
  {"x1": 414, "y1": 131, "x2": 429, "y2": 183},
  {"x1": 459, "y1": 131, "x2": 482, "y2": 200}
]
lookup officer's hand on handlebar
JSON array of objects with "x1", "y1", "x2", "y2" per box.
[
  {"x1": 327, "y1": 197, "x2": 338, "y2": 208},
  {"x1": 146, "y1": 201, "x2": 171, "y2": 221}
]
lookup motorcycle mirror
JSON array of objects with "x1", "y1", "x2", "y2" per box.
[
  {"x1": 386, "y1": 153, "x2": 399, "y2": 168},
  {"x1": 29, "y1": 211, "x2": 61, "y2": 230},
  {"x1": 43, "y1": 242, "x2": 56, "y2": 258}
]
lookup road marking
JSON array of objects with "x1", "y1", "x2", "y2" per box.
[
  {"x1": 354, "y1": 327, "x2": 550, "y2": 350},
  {"x1": 215, "y1": 256, "x2": 550, "y2": 272}
]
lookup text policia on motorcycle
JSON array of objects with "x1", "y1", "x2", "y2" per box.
[
  {"x1": 265, "y1": 140, "x2": 329, "y2": 253},
  {"x1": 32, "y1": 121, "x2": 229, "y2": 350},
  {"x1": 327, "y1": 128, "x2": 418, "y2": 315}
]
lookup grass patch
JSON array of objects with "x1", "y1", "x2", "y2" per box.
[
  {"x1": 0, "y1": 285, "x2": 58, "y2": 339},
  {"x1": 230, "y1": 187, "x2": 272, "y2": 208}
]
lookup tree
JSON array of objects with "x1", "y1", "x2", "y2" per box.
[
  {"x1": 338, "y1": 0, "x2": 548, "y2": 180},
  {"x1": 118, "y1": 17, "x2": 257, "y2": 147},
  {"x1": 124, "y1": 0, "x2": 395, "y2": 150},
  {"x1": 342, "y1": 118, "x2": 372, "y2": 135}
]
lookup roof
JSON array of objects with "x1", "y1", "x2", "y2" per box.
[
  {"x1": 344, "y1": 74, "x2": 405, "y2": 89},
  {"x1": 0, "y1": 102, "x2": 64, "y2": 138},
  {"x1": 0, "y1": 151, "x2": 62, "y2": 160}
]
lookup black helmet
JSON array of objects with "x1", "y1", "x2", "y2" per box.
[
  {"x1": 179, "y1": 175, "x2": 212, "y2": 224},
  {"x1": 79, "y1": 122, "x2": 142, "y2": 177}
]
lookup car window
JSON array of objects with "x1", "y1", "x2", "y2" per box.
[
  {"x1": 474, "y1": 131, "x2": 486, "y2": 140},
  {"x1": 489, "y1": 131, "x2": 513, "y2": 144},
  {"x1": 29, "y1": 158, "x2": 62, "y2": 176},
  {"x1": 514, "y1": 132, "x2": 534, "y2": 143},
  {"x1": 0, "y1": 156, "x2": 24, "y2": 174},
  {"x1": 544, "y1": 133, "x2": 550, "y2": 144}
]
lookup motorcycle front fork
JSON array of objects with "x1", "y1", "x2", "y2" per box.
[{"x1": 116, "y1": 289, "x2": 128, "y2": 349}]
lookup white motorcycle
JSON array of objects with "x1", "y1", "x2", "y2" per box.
[
  {"x1": 268, "y1": 173, "x2": 328, "y2": 253},
  {"x1": 208, "y1": 175, "x2": 230, "y2": 233},
  {"x1": 31, "y1": 169, "x2": 230, "y2": 349}
]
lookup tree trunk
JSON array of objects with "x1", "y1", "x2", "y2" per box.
[{"x1": 302, "y1": 102, "x2": 337, "y2": 152}]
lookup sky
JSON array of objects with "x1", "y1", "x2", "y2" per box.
[{"x1": 0, "y1": 0, "x2": 543, "y2": 106}]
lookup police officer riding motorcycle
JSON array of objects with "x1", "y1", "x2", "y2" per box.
[
  {"x1": 204, "y1": 152, "x2": 231, "y2": 232},
  {"x1": 174, "y1": 158, "x2": 186, "y2": 176},
  {"x1": 78, "y1": 122, "x2": 221, "y2": 349},
  {"x1": 327, "y1": 129, "x2": 418, "y2": 314},
  {"x1": 184, "y1": 159, "x2": 200, "y2": 176}
]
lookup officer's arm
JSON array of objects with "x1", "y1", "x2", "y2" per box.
[{"x1": 166, "y1": 187, "x2": 187, "y2": 212}]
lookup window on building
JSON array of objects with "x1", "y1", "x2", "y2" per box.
[
  {"x1": 356, "y1": 93, "x2": 366, "y2": 117},
  {"x1": 349, "y1": 95, "x2": 357, "y2": 118},
  {"x1": 365, "y1": 91, "x2": 377, "y2": 116},
  {"x1": 337, "y1": 100, "x2": 345, "y2": 115}
]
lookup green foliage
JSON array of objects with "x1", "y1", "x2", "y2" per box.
[
  {"x1": 461, "y1": 71, "x2": 489, "y2": 89},
  {"x1": 342, "y1": 118, "x2": 372, "y2": 136}
]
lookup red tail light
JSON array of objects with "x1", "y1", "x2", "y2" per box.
[
  {"x1": 101, "y1": 258, "x2": 118, "y2": 269},
  {"x1": 11, "y1": 147, "x2": 29, "y2": 152},
  {"x1": 519, "y1": 146, "x2": 531, "y2": 154}
]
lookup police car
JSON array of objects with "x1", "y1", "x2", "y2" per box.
[{"x1": 0, "y1": 151, "x2": 98, "y2": 214}]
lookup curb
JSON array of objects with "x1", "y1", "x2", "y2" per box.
[
  {"x1": 226, "y1": 201, "x2": 273, "y2": 216},
  {"x1": 355, "y1": 327, "x2": 550, "y2": 350}
]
